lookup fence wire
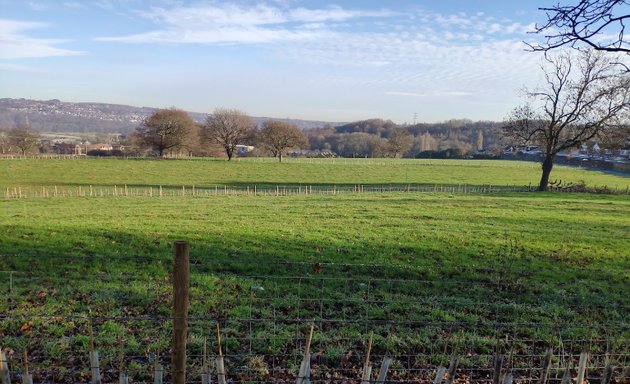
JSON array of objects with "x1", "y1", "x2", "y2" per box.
[{"x1": 1, "y1": 254, "x2": 629, "y2": 383}]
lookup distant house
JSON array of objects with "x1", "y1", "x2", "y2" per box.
[
  {"x1": 89, "y1": 143, "x2": 113, "y2": 151},
  {"x1": 235, "y1": 145, "x2": 254, "y2": 155},
  {"x1": 519, "y1": 146, "x2": 542, "y2": 155},
  {"x1": 111, "y1": 143, "x2": 125, "y2": 152},
  {"x1": 592, "y1": 143, "x2": 601, "y2": 153},
  {"x1": 55, "y1": 142, "x2": 82, "y2": 155}
]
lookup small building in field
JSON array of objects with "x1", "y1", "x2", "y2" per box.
[
  {"x1": 235, "y1": 145, "x2": 255, "y2": 155},
  {"x1": 89, "y1": 143, "x2": 113, "y2": 152},
  {"x1": 111, "y1": 143, "x2": 125, "y2": 152},
  {"x1": 55, "y1": 142, "x2": 82, "y2": 155}
]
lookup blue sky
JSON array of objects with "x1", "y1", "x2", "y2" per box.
[{"x1": 1, "y1": 0, "x2": 551, "y2": 123}]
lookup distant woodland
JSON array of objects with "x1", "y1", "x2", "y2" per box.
[
  {"x1": 0, "y1": 99, "x2": 502, "y2": 158},
  {"x1": 306, "y1": 119, "x2": 502, "y2": 158}
]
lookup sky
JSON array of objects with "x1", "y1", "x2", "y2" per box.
[{"x1": 0, "y1": 0, "x2": 553, "y2": 123}]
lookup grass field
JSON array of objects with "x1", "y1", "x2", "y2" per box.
[
  {"x1": 2, "y1": 157, "x2": 630, "y2": 190},
  {"x1": 0, "y1": 158, "x2": 629, "y2": 382}
]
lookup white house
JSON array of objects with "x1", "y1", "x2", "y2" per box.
[{"x1": 235, "y1": 145, "x2": 254, "y2": 155}]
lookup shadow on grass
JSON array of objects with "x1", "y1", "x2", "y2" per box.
[
  {"x1": 1, "y1": 224, "x2": 628, "y2": 383},
  {"x1": 1, "y1": 224, "x2": 627, "y2": 323}
]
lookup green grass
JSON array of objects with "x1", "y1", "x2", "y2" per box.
[
  {"x1": 0, "y1": 158, "x2": 629, "y2": 381},
  {"x1": 2, "y1": 157, "x2": 629, "y2": 190}
]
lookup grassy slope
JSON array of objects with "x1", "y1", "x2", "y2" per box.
[
  {"x1": 1, "y1": 158, "x2": 629, "y2": 380},
  {"x1": 3, "y1": 193, "x2": 629, "y2": 268}
]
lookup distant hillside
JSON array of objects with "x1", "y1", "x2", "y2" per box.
[{"x1": 0, "y1": 98, "x2": 339, "y2": 133}]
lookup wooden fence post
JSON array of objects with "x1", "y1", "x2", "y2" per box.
[
  {"x1": 0, "y1": 348, "x2": 10, "y2": 384},
  {"x1": 172, "y1": 241, "x2": 190, "y2": 384}
]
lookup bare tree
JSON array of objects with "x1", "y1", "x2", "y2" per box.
[
  {"x1": 9, "y1": 125, "x2": 40, "y2": 155},
  {"x1": 0, "y1": 129, "x2": 11, "y2": 154},
  {"x1": 387, "y1": 129, "x2": 413, "y2": 157},
  {"x1": 530, "y1": 0, "x2": 630, "y2": 56},
  {"x1": 504, "y1": 50, "x2": 630, "y2": 191},
  {"x1": 135, "y1": 108, "x2": 197, "y2": 157},
  {"x1": 476, "y1": 130, "x2": 484, "y2": 151},
  {"x1": 257, "y1": 120, "x2": 307, "y2": 162},
  {"x1": 203, "y1": 108, "x2": 253, "y2": 161},
  {"x1": 366, "y1": 135, "x2": 387, "y2": 158},
  {"x1": 598, "y1": 122, "x2": 630, "y2": 148}
]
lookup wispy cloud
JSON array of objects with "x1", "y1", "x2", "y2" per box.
[
  {"x1": 95, "y1": 2, "x2": 393, "y2": 44},
  {"x1": 92, "y1": 2, "x2": 541, "y2": 101},
  {"x1": 386, "y1": 91, "x2": 424, "y2": 97},
  {"x1": 63, "y1": 2, "x2": 86, "y2": 9},
  {"x1": 27, "y1": 2, "x2": 49, "y2": 11},
  {"x1": 0, "y1": 62, "x2": 42, "y2": 73},
  {"x1": 0, "y1": 19, "x2": 86, "y2": 59},
  {"x1": 275, "y1": 8, "x2": 540, "y2": 99},
  {"x1": 437, "y1": 90, "x2": 473, "y2": 97}
]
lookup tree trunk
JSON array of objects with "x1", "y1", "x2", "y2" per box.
[
  {"x1": 226, "y1": 148, "x2": 233, "y2": 161},
  {"x1": 278, "y1": 153, "x2": 283, "y2": 163},
  {"x1": 538, "y1": 154, "x2": 555, "y2": 191}
]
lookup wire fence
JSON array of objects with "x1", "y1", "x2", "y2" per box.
[
  {"x1": 4, "y1": 181, "x2": 630, "y2": 199},
  {"x1": 3, "y1": 183, "x2": 535, "y2": 199},
  {"x1": 1, "y1": 252, "x2": 629, "y2": 383}
]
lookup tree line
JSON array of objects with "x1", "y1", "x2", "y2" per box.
[
  {"x1": 131, "y1": 112, "x2": 506, "y2": 161},
  {"x1": 307, "y1": 119, "x2": 500, "y2": 159},
  {"x1": 4, "y1": 0, "x2": 630, "y2": 190},
  {"x1": 132, "y1": 107, "x2": 307, "y2": 162},
  {"x1": 0, "y1": 113, "x2": 502, "y2": 161}
]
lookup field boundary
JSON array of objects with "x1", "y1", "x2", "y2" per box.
[
  {"x1": 2, "y1": 242, "x2": 629, "y2": 383},
  {"x1": 4, "y1": 182, "x2": 630, "y2": 199}
]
